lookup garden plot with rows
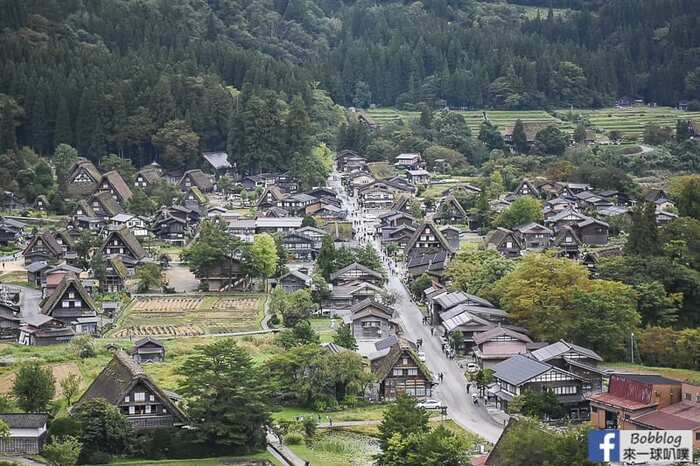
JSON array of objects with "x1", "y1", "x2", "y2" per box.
[{"x1": 112, "y1": 294, "x2": 265, "y2": 338}]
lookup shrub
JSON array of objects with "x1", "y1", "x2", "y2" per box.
[
  {"x1": 47, "y1": 417, "x2": 81, "y2": 441},
  {"x1": 284, "y1": 432, "x2": 304, "y2": 445}
]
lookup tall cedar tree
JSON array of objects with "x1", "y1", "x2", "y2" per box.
[
  {"x1": 178, "y1": 339, "x2": 271, "y2": 451},
  {"x1": 377, "y1": 394, "x2": 430, "y2": 450},
  {"x1": 512, "y1": 119, "x2": 529, "y2": 154},
  {"x1": 626, "y1": 202, "x2": 661, "y2": 256}
]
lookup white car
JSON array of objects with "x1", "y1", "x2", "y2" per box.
[
  {"x1": 466, "y1": 363, "x2": 480, "y2": 373},
  {"x1": 418, "y1": 351, "x2": 426, "y2": 362},
  {"x1": 418, "y1": 399, "x2": 442, "y2": 410}
]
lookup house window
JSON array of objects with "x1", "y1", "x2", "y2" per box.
[
  {"x1": 408, "y1": 368, "x2": 418, "y2": 376},
  {"x1": 150, "y1": 395, "x2": 155, "y2": 402},
  {"x1": 506, "y1": 241, "x2": 513, "y2": 248},
  {"x1": 686, "y1": 393, "x2": 691, "y2": 401},
  {"x1": 393, "y1": 368, "x2": 403, "y2": 376},
  {"x1": 62, "y1": 300, "x2": 69, "y2": 308},
  {"x1": 145, "y1": 405, "x2": 151, "y2": 414},
  {"x1": 134, "y1": 392, "x2": 145, "y2": 402},
  {"x1": 402, "y1": 358, "x2": 408, "y2": 365},
  {"x1": 124, "y1": 396, "x2": 130, "y2": 402},
  {"x1": 68, "y1": 291, "x2": 75, "y2": 299},
  {"x1": 696, "y1": 432, "x2": 700, "y2": 441},
  {"x1": 129, "y1": 406, "x2": 135, "y2": 415}
]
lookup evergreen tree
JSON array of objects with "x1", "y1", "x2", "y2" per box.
[
  {"x1": 512, "y1": 119, "x2": 528, "y2": 154},
  {"x1": 625, "y1": 202, "x2": 661, "y2": 256},
  {"x1": 54, "y1": 96, "x2": 73, "y2": 147},
  {"x1": 317, "y1": 235, "x2": 336, "y2": 280},
  {"x1": 333, "y1": 323, "x2": 358, "y2": 350},
  {"x1": 12, "y1": 362, "x2": 55, "y2": 412}
]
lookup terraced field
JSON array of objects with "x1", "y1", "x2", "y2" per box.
[
  {"x1": 566, "y1": 107, "x2": 700, "y2": 138},
  {"x1": 113, "y1": 294, "x2": 265, "y2": 338},
  {"x1": 366, "y1": 106, "x2": 700, "y2": 142},
  {"x1": 365, "y1": 108, "x2": 573, "y2": 133}
]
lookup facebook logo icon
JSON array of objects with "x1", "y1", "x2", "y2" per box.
[{"x1": 588, "y1": 430, "x2": 620, "y2": 462}]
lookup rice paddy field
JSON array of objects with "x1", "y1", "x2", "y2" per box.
[
  {"x1": 365, "y1": 106, "x2": 700, "y2": 139},
  {"x1": 365, "y1": 108, "x2": 570, "y2": 134},
  {"x1": 112, "y1": 294, "x2": 266, "y2": 338},
  {"x1": 565, "y1": 107, "x2": 700, "y2": 138}
]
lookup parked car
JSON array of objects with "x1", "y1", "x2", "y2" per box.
[
  {"x1": 418, "y1": 399, "x2": 442, "y2": 410},
  {"x1": 466, "y1": 362, "x2": 479, "y2": 373}
]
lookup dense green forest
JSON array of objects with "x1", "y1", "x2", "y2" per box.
[{"x1": 1, "y1": 0, "x2": 699, "y2": 168}]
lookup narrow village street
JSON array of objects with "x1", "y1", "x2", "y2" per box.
[{"x1": 330, "y1": 170, "x2": 505, "y2": 444}]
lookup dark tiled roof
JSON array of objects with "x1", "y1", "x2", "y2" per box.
[
  {"x1": 614, "y1": 373, "x2": 682, "y2": 385},
  {"x1": 202, "y1": 151, "x2": 232, "y2": 170},
  {"x1": 0, "y1": 413, "x2": 47, "y2": 429},
  {"x1": 133, "y1": 336, "x2": 164, "y2": 348},
  {"x1": 493, "y1": 354, "x2": 551, "y2": 385},
  {"x1": 473, "y1": 326, "x2": 532, "y2": 346},
  {"x1": 530, "y1": 340, "x2": 603, "y2": 363}
]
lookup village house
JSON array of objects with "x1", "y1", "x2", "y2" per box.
[
  {"x1": 101, "y1": 227, "x2": 147, "y2": 274},
  {"x1": 329, "y1": 280, "x2": 385, "y2": 309},
  {"x1": 530, "y1": 340, "x2": 605, "y2": 394},
  {"x1": 134, "y1": 166, "x2": 162, "y2": 190},
  {"x1": 473, "y1": 326, "x2": 533, "y2": 369},
  {"x1": 589, "y1": 374, "x2": 682, "y2": 429},
  {"x1": 406, "y1": 169, "x2": 431, "y2": 186},
  {"x1": 19, "y1": 314, "x2": 75, "y2": 345},
  {"x1": 110, "y1": 214, "x2": 149, "y2": 238},
  {"x1": 514, "y1": 223, "x2": 552, "y2": 251},
  {"x1": 278, "y1": 270, "x2": 313, "y2": 293},
  {"x1": 483, "y1": 228, "x2": 523, "y2": 258},
  {"x1": 197, "y1": 256, "x2": 246, "y2": 291},
  {"x1": 343, "y1": 299, "x2": 399, "y2": 341},
  {"x1": 179, "y1": 169, "x2": 214, "y2": 193},
  {"x1": 97, "y1": 170, "x2": 134, "y2": 205},
  {"x1": 255, "y1": 217, "x2": 303, "y2": 235},
  {"x1": 75, "y1": 351, "x2": 187, "y2": 429},
  {"x1": 575, "y1": 218, "x2": 609, "y2": 245},
  {"x1": 0, "y1": 414, "x2": 48, "y2": 455},
  {"x1": 381, "y1": 225, "x2": 416, "y2": 257},
  {"x1": 493, "y1": 354, "x2": 591, "y2": 420},
  {"x1": 42, "y1": 263, "x2": 83, "y2": 298},
  {"x1": 89, "y1": 191, "x2": 125, "y2": 220},
  {"x1": 369, "y1": 337, "x2": 433, "y2": 401},
  {"x1": 655, "y1": 209, "x2": 678, "y2": 226},
  {"x1": 281, "y1": 231, "x2": 317, "y2": 262},
  {"x1": 502, "y1": 123, "x2": 549, "y2": 148},
  {"x1": 434, "y1": 195, "x2": 468, "y2": 226},
  {"x1": 330, "y1": 262, "x2": 384, "y2": 286},
  {"x1": 514, "y1": 180, "x2": 540, "y2": 198},
  {"x1": 348, "y1": 172, "x2": 375, "y2": 192},
  {"x1": 394, "y1": 153, "x2": 422, "y2": 170},
  {"x1": 65, "y1": 159, "x2": 101, "y2": 198},
  {"x1": 202, "y1": 151, "x2": 232, "y2": 174},
  {"x1": 0, "y1": 303, "x2": 21, "y2": 340},
  {"x1": 644, "y1": 189, "x2": 674, "y2": 211},
  {"x1": 553, "y1": 226, "x2": 583, "y2": 259},
  {"x1": 406, "y1": 250, "x2": 450, "y2": 280},
  {"x1": 23, "y1": 232, "x2": 65, "y2": 266},
  {"x1": 405, "y1": 222, "x2": 455, "y2": 261},
  {"x1": 104, "y1": 257, "x2": 129, "y2": 293},
  {"x1": 183, "y1": 186, "x2": 208, "y2": 212},
  {"x1": 33, "y1": 195, "x2": 48, "y2": 212},
  {"x1": 227, "y1": 219, "x2": 256, "y2": 242},
  {"x1": 428, "y1": 290, "x2": 495, "y2": 324},
  {"x1": 40, "y1": 275, "x2": 98, "y2": 332},
  {"x1": 152, "y1": 211, "x2": 188, "y2": 246},
  {"x1": 627, "y1": 383, "x2": 700, "y2": 449},
  {"x1": 0, "y1": 217, "x2": 26, "y2": 246},
  {"x1": 257, "y1": 186, "x2": 287, "y2": 210},
  {"x1": 130, "y1": 336, "x2": 166, "y2": 364}
]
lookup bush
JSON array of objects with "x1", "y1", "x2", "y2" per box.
[
  {"x1": 284, "y1": 432, "x2": 304, "y2": 445},
  {"x1": 48, "y1": 417, "x2": 81, "y2": 441},
  {"x1": 80, "y1": 450, "x2": 111, "y2": 464}
]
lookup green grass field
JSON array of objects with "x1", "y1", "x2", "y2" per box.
[{"x1": 366, "y1": 106, "x2": 700, "y2": 140}]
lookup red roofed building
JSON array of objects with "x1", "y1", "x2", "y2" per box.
[
  {"x1": 627, "y1": 383, "x2": 700, "y2": 449},
  {"x1": 588, "y1": 373, "x2": 682, "y2": 429}
]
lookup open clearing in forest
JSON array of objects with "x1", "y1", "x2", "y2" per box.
[
  {"x1": 0, "y1": 362, "x2": 81, "y2": 398},
  {"x1": 112, "y1": 294, "x2": 265, "y2": 338}
]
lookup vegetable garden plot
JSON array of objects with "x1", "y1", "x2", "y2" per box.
[{"x1": 114, "y1": 295, "x2": 264, "y2": 338}]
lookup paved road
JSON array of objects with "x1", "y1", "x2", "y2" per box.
[
  {"x1": 329, "y1": 167, "x2": 504, "y2": 443},
  {"x1": 18, "y1": 285, "x2": 41, "y2": 318}
]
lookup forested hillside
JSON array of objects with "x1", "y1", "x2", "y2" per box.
[{"x1": 0, "y1": 0, "x2": 699, "y2": 167}]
